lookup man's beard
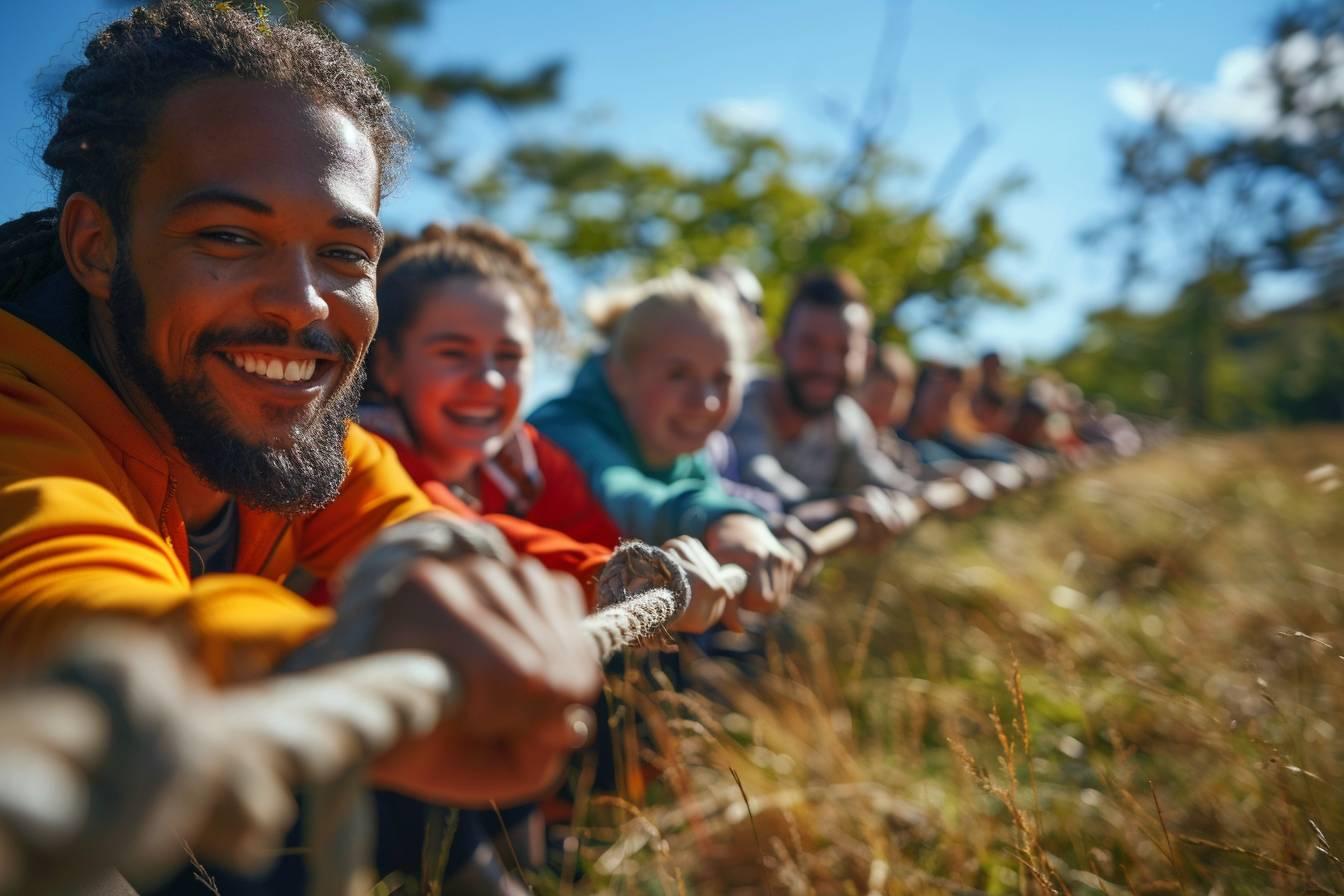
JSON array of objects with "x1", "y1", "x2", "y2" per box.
[
  {"x1": 108, "y1": 260, "x2": 364, "y2": 516},
  {"x1": 781, "y1": 368, "x2": 845, "y2": 418}
]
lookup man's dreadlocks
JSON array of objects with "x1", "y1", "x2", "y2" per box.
[{"x1": 0, "y1": 0, "x2": 408, "y2": 301}]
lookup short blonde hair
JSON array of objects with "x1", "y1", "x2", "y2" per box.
[{"x1": 584, "y1": 270, "x2": 746, "y2": 365}]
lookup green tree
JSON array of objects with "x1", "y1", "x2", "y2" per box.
[
  {"x1": 1077, "y1": 0, "x2": 1344, "y2": 424},
  {"x1": 206, "y1": 1, "x2": 1032, "y2": 347},
  {"x1": 212, "y1": 1, "x2": 1028, "y2": 343},
  {"x1": 466, "y1": 114, "x2": 1028, "y2": 338},
  {"x1": 251, "y1": 0, "x2": 565, "y2": 199}
]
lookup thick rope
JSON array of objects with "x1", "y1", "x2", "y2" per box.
[
  {"x1": 0, "y1": 440, "x2": 1152, "y2": 894},
  {"x1": 308, "y1": 517, "x2": 696, "y2": 669},
  {"x1": 589, "y1": 540, "x2": 692, "y2": 661}
]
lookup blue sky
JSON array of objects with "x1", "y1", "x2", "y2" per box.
[{"x1": 0, "y1": 0, "x2": 1280, "y2": 367}]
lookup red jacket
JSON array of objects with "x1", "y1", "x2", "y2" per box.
[
  {"x1": 383, "y1": 434, "x2": 612, "y2": 610},
  {"x1": 478, "y1": 424, "x2": 623, "y2": 549}
]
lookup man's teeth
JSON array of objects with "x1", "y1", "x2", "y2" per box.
[{"x1": 226, "y1": 353, "x2": 318, "y2": 383}]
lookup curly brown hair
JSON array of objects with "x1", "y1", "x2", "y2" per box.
[
  {"x1": 0, "y1": 0, "x2": 408, "y2": 301},
  {"x1": 375, "y1": 219, "x2": 562, "y2": 351}
]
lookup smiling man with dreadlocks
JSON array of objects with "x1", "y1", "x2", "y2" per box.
[{"x1": 0, "y1": 1, "x2": 607, "y2": 873}]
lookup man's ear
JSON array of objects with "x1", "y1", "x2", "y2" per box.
[{"x1": 58, "y1": 193, "x2": 118, "y2": 302}]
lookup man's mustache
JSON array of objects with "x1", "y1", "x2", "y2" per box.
[{"x1": 193, "y1": 324, "x2": 358, "y2": 364}]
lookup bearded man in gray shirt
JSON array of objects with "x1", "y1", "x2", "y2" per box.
[{"x1": 725, "y1": 270, "x2": 919, "y2": 544}]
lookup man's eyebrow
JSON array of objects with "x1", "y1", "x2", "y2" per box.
[
  {"x1": 331, "y1": 211, "x2": 384, "y2": 247},
  {"x1": 170, "y1": 188, "x2": 273, "y2": 216},
  {"x1": 168, "y1": 188, "x2": 383, "y2": 246}
]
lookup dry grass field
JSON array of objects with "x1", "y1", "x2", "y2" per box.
[{"x1": 535, "y1": 428, "x2": 1344, "y2": 895}]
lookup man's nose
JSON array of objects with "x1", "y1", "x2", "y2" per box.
[{"x1": 254, "y1": 249, "x2": 330, "y2": 331}]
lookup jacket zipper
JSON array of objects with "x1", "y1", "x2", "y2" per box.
[
  {"x1": 160, "y1": 472, "x2": 177, "y2": 540},
  {"x1": 255, "y1": 519, "x2": 292, "y2": 580}
]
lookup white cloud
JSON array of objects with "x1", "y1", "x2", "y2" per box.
[
  {"x1": 705, "y1": 97, "x2": 784, "y2": 132},
  {"x1": 1107, "y1": 34, "x2": 1344, "y2": 141}
]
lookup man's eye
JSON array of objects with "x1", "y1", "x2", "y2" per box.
[
  {"x1": 200, "y1": 230, "x2": 254, "y2": 246},
  {"x1": 324, "y1": 247, "x2": 371, "y2": 264}
]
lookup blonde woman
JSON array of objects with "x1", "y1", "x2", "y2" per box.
[{"x1": 529, "y1": 272, "x2": 801, "y2": 619}]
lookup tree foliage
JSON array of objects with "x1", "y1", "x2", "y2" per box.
[
  {"x1": 465, "y1": 115, "x2": 1028, "y2": 337},
  {"x1": 225, "y1": 1, "x2": 1032, "y2": 340},
  {"x1": 258, "y1": 0, "x2": 564, "y2": 191},
  {"x1": 1069, "y1": 0, "x2": 1344, "y2": 424}
]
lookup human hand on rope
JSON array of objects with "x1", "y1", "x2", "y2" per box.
[
  {"x1": 366, "y1": 563, "x2": 600, "y2": 807},
  {"x1": 843, "y1": 486, "x2": 917, "y2": 546},
  {"x1": 705, "y1": 513, "x2": 800, "y2": 624},
  {"x1": 962, "y1": 466, "x2": 998, "y2": 502},
  {"x1": 314, "y1": 514, "x2": 602, "y2": 808},
  {"x1": 0, "y1": 515, "x2": 750, "y2": 892},
  {"x1": 0, "y1": 626, "x2": 298, "y2": 894},
  {"x1": 918, "y1": 477, "x2": 970, "y2": 515},
  {"x1": 657, "y1": 536, "x2": 738, "y2": 634},
  {"x1": 594, "y1": 536, "x2": 735, "y2": 637}
]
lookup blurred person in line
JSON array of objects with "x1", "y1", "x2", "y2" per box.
[
  {"x1": 1014, "y1": 375, "x2": 1089, "y2": 460},
  {"x1": 978, "y1": 351, "x2": 1007, "y2": 402},
  {"x1": 1053, "y1": 380, "x2": 1100, "y2": 459},
  {"x1": 724, "y1": 269, "x2": 920, "y2": 545},
  {"x1": 1007, "y1": 387, "x2": 1054, "y2": 452},
  {"x1": 695, "y1": 260, "x2": 804, "y2": 520},
  {"x1": 955, "y1": 359, "x2": 1056, "y2": 481},
  {"x1": 896, "y1": 362, "x2": 968, "y2": 466},
  {"x1": 942, "y1": 366, "x2": 1041, "y2": 467},
  {"x1": 355, "y1": 222, "x2": 742, "y2": 892},
  {"x1": 970, "y1": 386, "x2": 1015, "y2": 436},
  {"x1": 530, "y1": 271, "x2": 801, "y2": 627},
  {"x1": 0, "y1": 4, "x2": 604, "y2": 892},
  {"x1": 970, "y1": 354, "x2": 1015, "y2": 436},
  {"x1": 856, "y1": 346, "x2": 1001, "y2": 513},
  {"x1": 1074, "y1": 398, "x2": 1143, "y2": 456},
  {"x1": 528, "y1": 274, "x2": 800, "y2": 800},
  {"x1": 854, "y1": 341, "x2": 925, "y2": 478}
]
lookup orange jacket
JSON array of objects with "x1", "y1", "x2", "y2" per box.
[{"x1": 0, "y1": 285, "x2": 432, "y2": 683}]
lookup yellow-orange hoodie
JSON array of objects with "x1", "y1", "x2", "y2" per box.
[{"x1": 0, "y1": 272, "x2": 432, "y2": 682}]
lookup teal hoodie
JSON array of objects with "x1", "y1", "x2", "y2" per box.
[{"x1": 529, "y1": 354, "x2": 763, "y2": 543}]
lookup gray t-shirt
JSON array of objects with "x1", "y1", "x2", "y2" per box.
[
  {"x1": 725, "y1": 378, "x2": 916, "y2": 505},
  {"x1": 187, "y1": 499, "x2": 239, "y2": 577}
]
